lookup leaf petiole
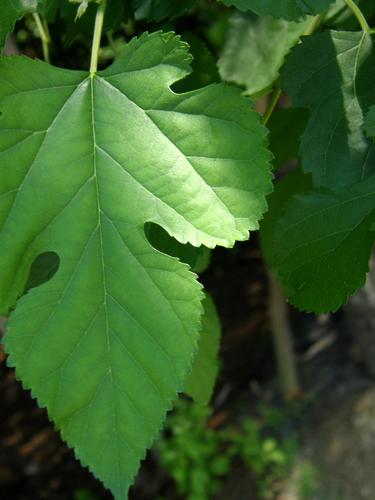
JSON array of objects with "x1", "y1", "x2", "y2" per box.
[
  {"x1": 344, "y1": 0, "x2": 372, "y2": 33},
  {"x1": 262, "y1": 87, "x2": 282, "y2": 126},
  {"x1": 32, "y1": 13, "x2": 50, "y2": 64},
  {"x1": 303, "y1": 14, "x2": 322, "y2": 37},
  {"x1": 90, "y1": 0, "x2": 107, "y2": 75}
]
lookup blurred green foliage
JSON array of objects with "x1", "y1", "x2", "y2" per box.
[
  {"x1": 74, "y1": 489, "x2": 99, "y2": 500},
  {"x1": 156, "y1": 399, "x2": 304, "y2": 500},
  {"x1": 156, "y1": 400, "x2": 229, "y2": 500}
]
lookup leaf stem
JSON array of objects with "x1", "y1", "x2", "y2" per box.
[
  {"x1": 90, "y1": 0, "x2": 107, "y2": 75},
  {"x1": 344, "y1": 0, "x2": 371, "y2": 33},
  {"x1": 262, "y1": 87, "x2": 282, "y2": 126},
  {"x1": 303, "y1": 14, "x2": 322, "y2": 37},
  {"x1": 32, "y1": 13, "x2": 50, "y2": 64}
]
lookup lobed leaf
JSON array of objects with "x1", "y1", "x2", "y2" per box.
[
  {"x1": 282, "y1": 31, "x2": 375, "y2": 188},
  {"x1": 0, "y1": 31, "x2": 272, "y2": 497}
]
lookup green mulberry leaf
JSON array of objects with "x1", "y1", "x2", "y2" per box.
[
  {"x1": 273, "y1": 175, "x2": 375, "y2": 313},
  {"x1": 0, "y1": 0, "x2": 37, "y2": 52},
  {"x1": 282, "y1": 31, "x2": 375, "y2": 188},
  {"x1": 184, "y1": 293, "x2": 221, "y2": 406},
  {"x1": 219, "y1": 11, "x2": 310, "y2": 96},
  {"x1": 219, "y1": 0, "x2": 334, "y2": 21},
  {"x1": 0, "y1": 32, "x2": 272, "y2": 497}
]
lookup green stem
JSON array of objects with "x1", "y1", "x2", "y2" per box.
[
  {"x1": 344, "y1": 0, "x2": 371, "y2": 33},
  {"x1": 32, "y1": 13, "x2": 50, "y2": 64},
  {"x1": 90, "y1": 0, "x2": 107, "y2": 75},
  {"x1": 303, "y1": 14, "x2": 322, "y2": 36},
  {"x1": 262, "y1": 87, "x2": 282, "y2": 126},
  {"x1": 42, "y1": 17, "x2": 51, "y2": 45}
]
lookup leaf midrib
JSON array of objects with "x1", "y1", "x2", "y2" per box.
[{"x1": 89, "y1": 74, "x2": 124, "y2": 497}]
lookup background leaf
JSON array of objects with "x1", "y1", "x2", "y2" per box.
[
  {"x1": 184, "y1": 293, "x2": 221, "y2": 406},
  {"x1": 272, "y1": 175, "x2": 375, "y2": 313},
  {"x1": 218, "y1": 0, "x2": 334, "y2": 21},
  {"x1": 0, "y1": 0, "x2": 37, "y2": 52},
  {"x1": 219, "y1": 11, "x2": 309, "y2": 96},
  {"x1": 282, "y1": 31, "x2": 375, "y2": 188},
  {"x1": 37, "y1": 0, "x2": 60, "y2": 22},
  {"x1": 260, "y1": 169, "x2": 312, "y2": 268},
  {"x1": 267, "y1": 108, "x2": 309, "y2": 170}
]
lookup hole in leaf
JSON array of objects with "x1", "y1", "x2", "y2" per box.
[{"x1": 23, "y1": 252, "x2": 60, "y2": 294}]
